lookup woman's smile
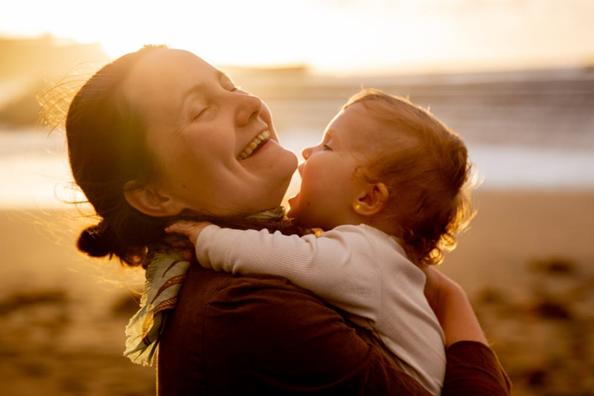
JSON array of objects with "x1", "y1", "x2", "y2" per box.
[
  {"x1": 238, "y1": 129, "x2": 271, "y2": 160},
  {"x1": 237, "y1": 137, "x2": 287, "y2": 169}
]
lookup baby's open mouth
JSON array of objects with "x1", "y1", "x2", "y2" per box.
[{"x1": 238, "y1": 130, "x2": 271, "y2": 160}]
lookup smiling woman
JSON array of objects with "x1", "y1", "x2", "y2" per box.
[
  {"x1": 66, "y1": 45, "x2": 297, "y2": 264},
  {"x1": 119, "y1": 48, "x2": 297, "y2": 217}
]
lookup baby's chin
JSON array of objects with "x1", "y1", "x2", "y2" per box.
[
  {"x1": 287, "y1": 211, "x2": 316, "y2": 229},
  {"x1": 286, "y1": 206, "x2": 306, "y2": 226},
  {"x1": 286, "y1": 193, "x2": 300, "y2": 217},
  {"x1": 287, "y1": 194, "x2": 321, "y2": 228}
]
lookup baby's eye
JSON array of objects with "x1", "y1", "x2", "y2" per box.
[{"x1": 323, "y1": 144, "x2": 333, "y2": 151}]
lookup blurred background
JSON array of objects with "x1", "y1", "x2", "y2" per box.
[{"x1": 1, "y1": 1, "x2": 593, "y2": 395}]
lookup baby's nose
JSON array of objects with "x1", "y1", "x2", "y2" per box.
[{"x1": 301, "y1": 146, "x2": 312, "y2": 159}]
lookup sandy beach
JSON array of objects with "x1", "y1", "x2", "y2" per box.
[{"x1": 1, "y1": 189, "x2": 593, "y2": 395}]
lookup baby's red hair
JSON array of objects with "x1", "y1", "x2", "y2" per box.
[{"x1": 344, "y1": 89, "x2": 474, "y2": 266}]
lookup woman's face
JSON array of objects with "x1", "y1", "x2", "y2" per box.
[{"x1": 122, "y1": 49, "x2": 298, "y2": 217}]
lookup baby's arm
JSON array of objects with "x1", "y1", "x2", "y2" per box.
[
  {"x1": 165, "y1": 221, "x2": 211, "y2": 247},
  {"x1": 166, "y1": 221, "x2": 381, "y2": 319}
]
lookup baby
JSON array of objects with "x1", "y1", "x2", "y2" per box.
[{"x1": 166, "y1": 89, "x2": 473, "y2": 395}]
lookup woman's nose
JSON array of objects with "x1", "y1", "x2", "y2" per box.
[
  {"x1": 235, "y1": 93, "x2": 262, "y2": 126},
  {"x1": 301, "y1": 146, "x2": 312, "y2": 160}
]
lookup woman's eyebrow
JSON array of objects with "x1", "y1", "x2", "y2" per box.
[
  {"x1": 181, "y1": 83, "x2": 207, "y2": 103},
  {"x1": 181, "y1": 71, "x2": 227, "y2": 103}
]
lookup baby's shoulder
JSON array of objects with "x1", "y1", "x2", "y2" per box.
[{"x1": 325, "y1": 224, "x2": 403, "y2": 254}]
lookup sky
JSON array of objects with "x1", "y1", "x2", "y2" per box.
[{"x1": 1, "y1": 0, "x2": 594, "y2": 73}]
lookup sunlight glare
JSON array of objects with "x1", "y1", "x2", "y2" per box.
[
  {"x1": 1, "y1": 0, "x2": 593, "y2": 73},
  {"x1": 95, "y1": 1, "x2": 321, "y2": 66}
]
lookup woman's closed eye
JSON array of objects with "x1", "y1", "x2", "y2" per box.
[
  {"x1": 192, "y1": 107, "x2": 209, "y2": 120},
  {"x1": 323, "y1": 144, "x2": 333, "y2": 151}
]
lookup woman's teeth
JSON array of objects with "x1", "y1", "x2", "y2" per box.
[{"x1": 238, "y1": 130, "x2": 271, "y2": 160}]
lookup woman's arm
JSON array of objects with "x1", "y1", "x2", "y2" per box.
[
  {"x1": 424, "y1": 267, "x2": 512, "y2": 395},
  {"x1": 423, "y1": 266, "x2": 487, "y2": 347}
]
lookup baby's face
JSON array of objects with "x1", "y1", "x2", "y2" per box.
[{"x1": 288, "y1": 103, "x2": 383, "y2": 229}]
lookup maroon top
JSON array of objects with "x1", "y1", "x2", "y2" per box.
[{"x1": 158, "y1": 265, "x2": 511, "y2": 395}]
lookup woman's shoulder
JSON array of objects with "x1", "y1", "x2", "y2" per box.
[
  {"x1": 175, "y1": 264, "x2": 343, "y2": 328},
  {"x1": 164, "y1": 264, "x2": 345, "y2": 342},
  {"x1": 180, "y1": 263, "x2": 319, "y2": 301},
  {"x1": 159, "y1": 265, "x2": 403, "y2": 394}
]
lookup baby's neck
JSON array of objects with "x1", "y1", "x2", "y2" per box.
[
  {"x1": 340, "y1": 216, "x2": 399, "y2": 238},
  {"x1": 367, "y1": 222, "x2": 398, "y2": 238}
]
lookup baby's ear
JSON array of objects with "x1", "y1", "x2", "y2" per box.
[{"x1": 353, "y1": 182, "x2": 390, "y2": 216}]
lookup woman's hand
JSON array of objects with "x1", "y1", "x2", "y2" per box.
[
  {"x1": 423, "y1": 266, "x2": 488, "y2": 347},
  {"x1": 165, "y1": 221, "x2": 212, "y2": 246}
]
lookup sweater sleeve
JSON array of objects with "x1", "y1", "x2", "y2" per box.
[
  {"x1": 443, "y1": 341, "x2": 512, "y2": 396},
  {"x1": 196, "y1": 224, "x2": 382, "y2": 320}
]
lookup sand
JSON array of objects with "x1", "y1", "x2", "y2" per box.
[
  {"x1": 1, "y1": 189, "x2": 593, "y2": 395},
  {"x1": 445, "y1": 189, "x2": 594, "y2": 295}
]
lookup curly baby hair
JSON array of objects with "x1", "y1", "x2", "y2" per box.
[{"x1": 344, "y1": 89, "x2": 475, "y2": 266}]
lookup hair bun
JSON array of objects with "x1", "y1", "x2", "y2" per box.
[{"x1": 77, "y1": 220, "x2": 116, "y2": 258}]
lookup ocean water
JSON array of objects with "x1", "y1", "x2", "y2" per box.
[
  {"x1": 281, "y1": 130, "x2": 594, "y2": 188},
  {"x1": 1, "y1": 128, "x2": 594, "y2": 209}
]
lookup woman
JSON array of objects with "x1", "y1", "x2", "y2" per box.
[{"x1": 66, "y1": 46, "x2": 510, "y2": 395}]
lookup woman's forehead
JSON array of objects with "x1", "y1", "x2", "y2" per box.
[
  {"x1": 132, "y1": 49, "x2": 212, "y2": 81},
  {"x1": 123, "y1": 49, "x2": 216, "y2": 114}
]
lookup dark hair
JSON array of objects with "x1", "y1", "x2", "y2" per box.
[
  {"x1": 66, "y1": 45, "x2": 173, "y2": 266},
  {"x1": 344, "y1": 89, "x2": 474, "y2": 266}
]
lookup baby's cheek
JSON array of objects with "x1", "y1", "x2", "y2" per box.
[
  {"x1": 299, "y1": 175, "x2": 320, "y2": 200},
  {"x1": 300, "y1": 162, "x2": 322, "y2": 185}
]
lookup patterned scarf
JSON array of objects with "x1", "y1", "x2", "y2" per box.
[{"x1": 123, "y1": 207, "x2": 286, "y2": 366}]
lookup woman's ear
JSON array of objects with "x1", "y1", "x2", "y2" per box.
[
  {"x1": 123, "y1": 180, "x2": 185, "y2": 217},
  {"x1": 353, "y1": 182, "x2": 390, "y2": 216}
]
